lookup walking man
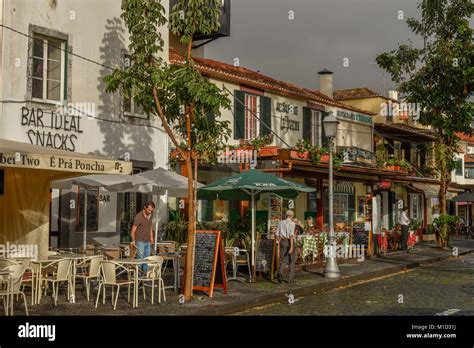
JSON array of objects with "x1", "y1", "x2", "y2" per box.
[
  {"x1": 131, "y1": 201, "x2": 155, "y2": 272},
  {"x1": 400, "y1": 206, "x2": 410, "y2": 251},
  {"x1": 276, "y1": 210, "x2": 296, "y2": 284}
]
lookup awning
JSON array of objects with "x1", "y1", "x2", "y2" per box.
[
  {"x1": 0, "y1": 138, "x2": 132, "y2": 174},
  {"x1": 411, "y1": 183, "x2": 440, "y2": 198}
]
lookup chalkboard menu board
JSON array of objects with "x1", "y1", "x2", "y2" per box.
[
  {"x1": 352, "y1": 222, "x2": 369, "y2": 250},
  {"x1": 192, "y1": 230, "x2": 227, "y2": 298},
  {"x1": 255, "y1": 238, "x2": 276, "y2": 274},
  {"x1": 77, "y1": 188, "x2": 98, "y2": 232}
]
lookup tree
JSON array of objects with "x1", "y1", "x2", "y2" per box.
[
  {"x1": 105, "y1": 0, "x2": 231, "y2": 301},
  {"x1": 376, "y1": 0, "x2": 474, "y2": 248}
]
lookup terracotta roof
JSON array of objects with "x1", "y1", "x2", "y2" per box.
[
  {"x1": 169, "y1": 48, "x2": 377, "y2": 116},
  {"x1": 334, "y1": 87, "x2": 382, "y2": 100},
  {"x1": 456, "y1": 132, "x2": 474, "y2": 143},
  {"x1": 465, "y1": 154, "x2": 474, "y2": 163}
]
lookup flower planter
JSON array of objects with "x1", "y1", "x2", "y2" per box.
[
  {"x1": 422, "y1": 234, "x2": 436, "y2": 242},
  {"x1": 258, "y1": 146, "x2": 278, "y2": 157},
  {"x1": 386, "y1": 165, "x2": 401, "y2": 171},
  {"x1": 320, "y1": 154, "x2": 330, "y2": 162},
  {"x1": 290, "y1": 150, "x2": 310, "y2": 160}
]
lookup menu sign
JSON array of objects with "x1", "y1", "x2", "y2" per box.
[
  {"x1": 192, "y1": 230, "x2": 227, "y2": 298},
  {"x1": 352, "y1": 222, "x2": 369, "y2": 250},
  {"x1": 268, "y1": 195, "x2": 282, "y2": 239},
  {"x1": 255, "y1": 238, "x2": 276, "y2": 275}
]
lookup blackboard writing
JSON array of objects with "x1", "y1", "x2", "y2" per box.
[
  {"x1": 256, "y1": 239, "x2": 275, "y2": 272},
  {"x1": 193, "y1": 232, "x2": 217, "y2": 288},
  {"x1": 192, "y1": 230, "x2": 227, "y2": 298},
  {"x1": 352, "y1": 222, "x2": 368, "y2": 249}
]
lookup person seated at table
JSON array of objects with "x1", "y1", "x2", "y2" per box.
[
  {"x1": 293, "y1": 218, "x2": 304, "y2": 236},
  {"x1": 130, "y1": 201, "x2": 155, "y2": 273},
  {"x1": 304, "y1": 216, "x2": 317, "y2": 235}
]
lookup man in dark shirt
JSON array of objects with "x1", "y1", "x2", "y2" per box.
[{"x1": 131, "y1": 201, "x2": 155, "y2": 272}]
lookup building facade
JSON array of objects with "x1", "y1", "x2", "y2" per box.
[{"x1": 0, "y1": 0, "x2": 170, "y2": 253}]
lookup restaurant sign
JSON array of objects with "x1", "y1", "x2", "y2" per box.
[
  {"x1": 336, "y1": 109, "x2": 373, "y2": 125},
  {"x1": 0, "y1": 152, "x2": 132, "y2": 174},
  {"x1": 277, "y1": 102, "x2": 300, "y2": 132}
]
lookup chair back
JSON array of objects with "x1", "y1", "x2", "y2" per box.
[
  {"x1": 8, "y1": 264, "x2": 26, "y2": 293},
  {"x1": 157, "y1": 241, "x2": 177, "y2": 253},
  {"x1": 145, "y1": 256, "x2": 163, "y2": 279},
  {"x1": 100, "y1": 261, "x2": 118, "y2": 285},
  {"x1": 88, "y1": 256, "x2": 104, "y2": 278},
  {"x1": 55, "y1": 259, "x2": 72, "y2": 281},
  {"x1": 0, "y1": 258, "x2": 20, "y2": 271}
]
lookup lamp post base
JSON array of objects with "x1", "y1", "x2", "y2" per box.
[{"x1": 324, "y1": 257, "x2": 340, "y2": 278}]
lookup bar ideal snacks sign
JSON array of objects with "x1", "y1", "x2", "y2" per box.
[{"x1": 0, "y1": 152, "x2": 132, "y2": 174}]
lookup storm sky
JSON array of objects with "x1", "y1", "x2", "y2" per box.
[{"x1": 204, "y1": 0, "x2": 430, "y2": 96}]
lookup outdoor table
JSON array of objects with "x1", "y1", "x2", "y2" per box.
[
  {"x1": 0, "y1": 269, "x2": 13, "y2": 316},
  {"x1": 156, "y1": 252, "x2": 180, "y2": 292},
  {"x1": 115, "y1": 258, "x2": 149, "y2": 308},
  {"x1": 49, "y1": 253, "x2": 87, "y2": 303},
  {"x1": 301, "y1": 235, "x2": 318, "y2": 261}
]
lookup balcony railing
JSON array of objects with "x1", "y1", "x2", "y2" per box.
[{"x1": 338, "y1": 146, "x2": 376, "y2": 165}]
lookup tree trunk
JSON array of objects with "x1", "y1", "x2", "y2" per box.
[
  {"x1": 183, "y1": 111, "x2": 195, "y2": 301},
  {"x1": 437, "y1": 142, "x2": 449, "y2": 248}
]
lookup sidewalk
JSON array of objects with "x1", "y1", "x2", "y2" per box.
[{"x1": 26, "y1": 238, "x2": 474, "y2": 316}]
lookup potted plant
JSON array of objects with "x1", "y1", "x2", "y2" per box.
[
  {"x1": 292, "y1": 139, "x2": 312, "y2": 159},
  {"x1": 385, "y1": 158, "x2": 401, "y2": 171},
  {"x1": 399, "y1": 159, "x2": 413, "y2": 173},
  {"x1": 376, "y1": 143, "x2": 388, "y2": 168},
  {"x1": 422, "y1": 224, "x2": 437, "y2": 242}
]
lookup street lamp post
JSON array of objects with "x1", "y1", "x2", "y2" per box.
[{"x1": 323, "y1": 112, "x2": 340, "y2": 278}]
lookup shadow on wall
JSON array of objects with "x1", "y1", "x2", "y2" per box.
[{"x1": 95, "y1": 16, "x2": 155, "y2": 163}]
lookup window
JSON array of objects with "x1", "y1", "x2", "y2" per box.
[
  {"x1": 465, "y1": 167, "x2": 474, "y2": 178},
  {"x1": 123, "y1": 55, "x2": 146, "y2": 118},
  {"x1": 76, "y1": 188, "x2": 99, "y2": 232},
  {"x1": 32, "y1": 35, "x2": 65, "y2": 102},
  {"x1": 455, "y1": 159, "x2": 463, "y2": 176},
  {"x1": 409, "y1": 193, "x2": 424, "y2": 223},
  {"x1": 244, "y1": 94, "x2": 260, "y2": 139},
  {"x1": 311, "y1": 109, "x2": 323, "y2": 147}
]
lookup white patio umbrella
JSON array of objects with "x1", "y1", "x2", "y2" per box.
[
  {"x1": 134, "y1": 167, "x2": 204, "y2": 251},
  {"x1": 51, "y1": 174, "x2": 156, "y2": 250}
]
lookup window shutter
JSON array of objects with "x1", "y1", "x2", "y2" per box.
[
  {"x1": 322, "y1": 111, "x2": 329, "y2": 147},
  {"x1": 260, "y1": 96, "x2": 272, "y2": 136},
  {"x1": 303, "y1": 107, "x2": 311, "y2": 141},
  {"x1": 234, "y1": 90, "x2": 245, "y2": 139},
  {"x1": 348, "y1": 194, "x2": 355, "y2": 224}
]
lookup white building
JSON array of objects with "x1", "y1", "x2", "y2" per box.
[{"x1": 0, "y1": 0, "x2": 170, "y2": 252}]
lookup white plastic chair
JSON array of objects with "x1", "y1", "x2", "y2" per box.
[
  {"x1": 76, "y1": 256, "x2": 104, "y2": 301},
  {"x1": 0, "y1": 264, "x2": 28, "y2": 315},
  {"x1": 41, "y1": 259, "x2": 73, "y2": 306},
  {"x1": 139, "y1": 256, "x2": 166, "y2": 305},
  {"x1": 95, "y1": 261, "x2": 133, "y2": 310}
]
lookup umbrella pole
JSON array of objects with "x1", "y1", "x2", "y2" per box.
[
  {"x1": 251, "y1": 193, "x2": 256, "y2": 282},
  {"x1": 154, "y1": 200, "x2": 159, "y2": 254},
  {"x1": 83, "y1": 187, "x2": 87, "y2": 252}
]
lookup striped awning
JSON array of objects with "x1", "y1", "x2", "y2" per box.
[{"x1": 334, "y1": 181, "x2": 355, "y2": 194}]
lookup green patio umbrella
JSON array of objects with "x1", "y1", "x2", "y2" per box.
[{"x1": 198, "y1": 169, "x2": 316, "y2": 275}]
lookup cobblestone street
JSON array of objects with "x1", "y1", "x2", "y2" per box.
[{"x1": 236, "y1": 252, "x2": 474, "y2": 316}]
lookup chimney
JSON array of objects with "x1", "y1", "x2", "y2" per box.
[
  {"x1": 388, "y1": 90, "x2": 398, "y2": 101},
  {"x1": 318, "y1": 69, "x2": 334, "y2": 98}
]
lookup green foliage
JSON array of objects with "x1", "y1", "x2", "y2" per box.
[
  {"x1": 294, "y1": 139, "x2": 330, "y2": 165},
  {"x1": 376, "y1": 143, "x2": 388, "y2": 167},
  {"x1": 409, "y1": 218, "x2": 421, "y2": 231},
  {"x1": 433, "y1": 214, "x2": 459, "y2": 229},
  {"x1": 233, "y1": 134, "x2": 274, "y2": 151},
  {"x1": 104, "y1": 0, "x2": 232, "y2": 167},
  {"x1": 376, "y1": 0, "x2": 474, "y2": 185},
  {"x1": 169, "y1": 0, "x2": 223, "y2": 45}
]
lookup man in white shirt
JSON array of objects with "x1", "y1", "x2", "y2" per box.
[
  {"x1": 276, "y1": 209, "x2": 296, "y2": 283},
  {"x1": 399, "y1": 207, "x2": 411, "y2": 251}
]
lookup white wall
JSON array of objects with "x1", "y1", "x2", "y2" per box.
[{"x1": 0, "y1": 0, "x2": 169, "y2": 169}]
